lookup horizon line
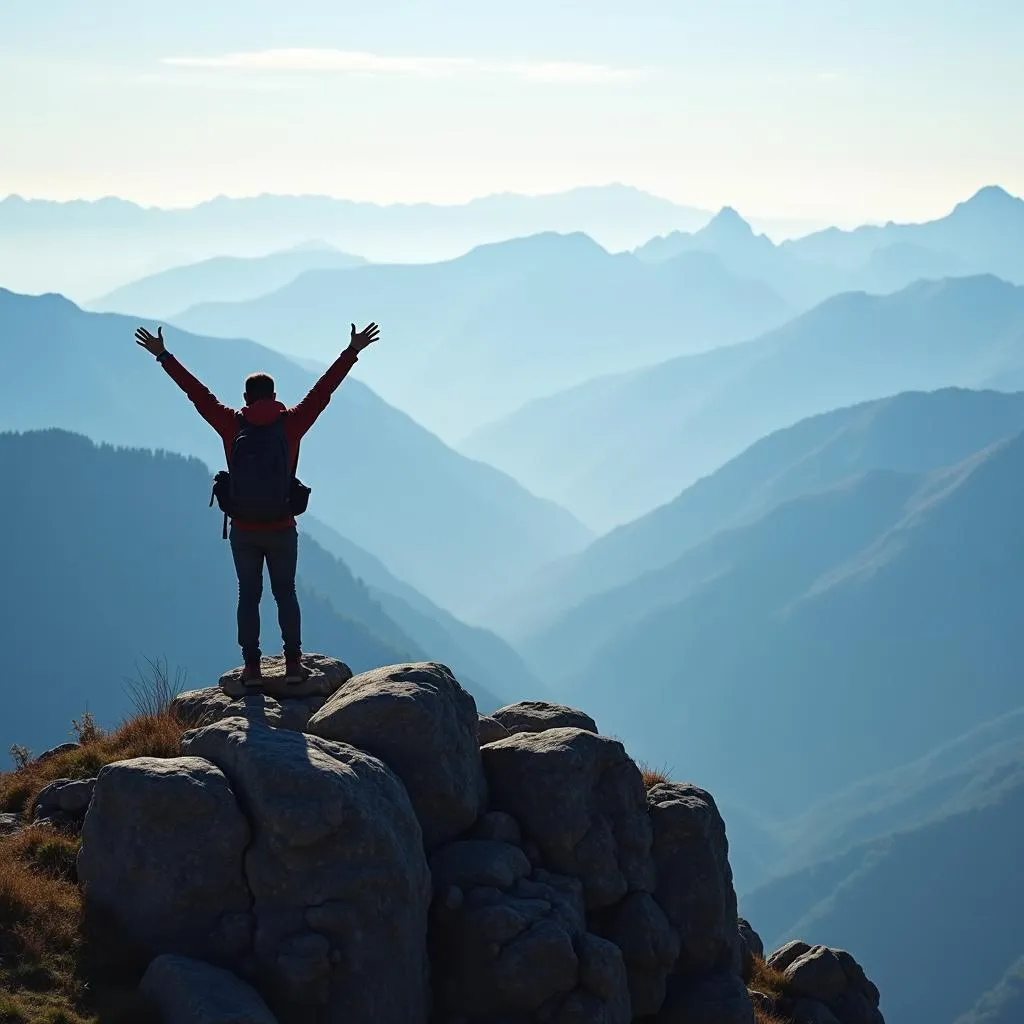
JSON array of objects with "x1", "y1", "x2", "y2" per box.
[
  {"x1": 0, "y1": 182, "x2": 1016, "y2": 237},
  {"x1": 0, "y1": 181, "x2": 691, "y2": 212}
]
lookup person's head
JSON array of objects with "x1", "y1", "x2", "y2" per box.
[{"x1": 244, "y1": 372, "x2": 276, "y2": 405}]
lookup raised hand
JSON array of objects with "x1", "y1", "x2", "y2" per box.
[
  {"x1": 349, "y1": 322, "x2": 380, "y2": 354},
  {"x1": 134, "y1": 325, "x2": 166, "y2": 357}
]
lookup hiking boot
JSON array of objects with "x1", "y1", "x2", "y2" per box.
[
  {"x1": 241, "y1": 661, "x2": 263, "y2": 688},
  {"x1": 284, "y1": 656, "x2": 309, "y2": 685}
]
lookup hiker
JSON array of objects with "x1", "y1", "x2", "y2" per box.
[{"x1": 133, "y1": 321, "x2": 380, "y2": 685}]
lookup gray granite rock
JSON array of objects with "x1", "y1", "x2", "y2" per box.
[{"x1": 139, "y1": 954, "x2": 279, "y2": 1024}]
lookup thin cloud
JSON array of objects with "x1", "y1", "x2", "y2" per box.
[{"x1": 162, "y1": 48, "x2": 643, "y2": 84}]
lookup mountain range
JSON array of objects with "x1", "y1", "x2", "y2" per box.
[
  {"x1": 493, "y1": 387, "x2": 1024, "y2": 640},
  {"x1": 0, "y1": 185, "x2": 715, "y2": 301},
  {"x1": 298, "y1": 513, "x2": 550, "y2": 704},
  {"x1": 9, "y1": 183, "x2": 1020, "y2": 312},
  {"x1": 0, "y1": 429, "x2": 523, "y2": 753},
  {"x1": 635, "y1": 206, "x2": 847, "y2": 307},
  {"x1": 89, "y1": 244, "x2": 367, "y2": 319},
  {"x1": 740, "y1": 704, "x2": 1024, "y2": 1024},
  {"x1": 957, "y1": 958, "x2": 1024, "y2": 1023},
  {"x1": 6, "y1": 178, "x2": 1024, "y2": 1024},
  {"x1": 169, "y1": 232, "x2": 793, "y2": 440},
  {"x1": 464, "y1": 275, "x2": 1024, "y2": 529},
  {"x1": 0, "y1": 287, "x2": 590, "y2": 616},
  {"x1": 496, "y1": 389, "x2": 1024, "y2": 833},
  {"x1": 784, "y1": 185, "x2": 1024, "y2": 282},
  {"x1": 635, "y1": 186, "x2": 1024, "y2": 306}
]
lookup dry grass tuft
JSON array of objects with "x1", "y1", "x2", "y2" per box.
[
  {"x1": 0, "y1": 678, "x2": 191, "y2": 1021},
  {"x1": 749, "y1": 957, "x2": 793, "y2": 1023},
  {"x1": 4, "y1": 828, "x2": 80, "y2": 885},
  {"x1": 0, "y1": 826, "x2": 87, "y2": 1023},
  {"x1": 123, "y1": 657, "x2": 187, "y2": 721},
  {"x1": 638, "y1": 761, "x2": 673, "y2": 789},
  {"x1": 749, "y1": 955, "x2": 791, "y2": 1000},
  {"x1": 0, "y1": 820, "x2": 161, "y2": 1022},
  {"x1": 0, "y1": 710, "x2": 186, "y2": 818}
]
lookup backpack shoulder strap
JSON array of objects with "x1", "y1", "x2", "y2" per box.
[{"x1": 279, "y1": 410, "x2": 301, "y2": 473}]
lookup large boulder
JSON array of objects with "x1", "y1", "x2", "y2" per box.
[
  {"x1": 591, "y1": 891, "x2": 680, "y2": 1016},
  {"x1": 32, "y1": 777, "x2": 96, "y2": 830},
  {"x1": 78, "y1": 757, "x2": 252, "y2": 966},
  {"x1": 172, "y1": 687, "x2": 314, "y2": 732},
  {"x1": 139, "y1": 954, "x2": 279, "y2": 1024},
  {"x1": 767, "y1": 940, "x2": 812, "y2": 973},
  {"x1": 482, "y1": 728, "x2": 654, "y2": 910},
  {"x1": 658, "y1": 971, "x2": 755, "y2": 1024},
  {"x1": 648, "y1": 782, "x2": 742, "y2": 976},
  {"x1": 491, "y1": 700, "x2": 598, "y2": 735},
  {"x1": 307, "y1": 662, "x2": 486, "y2": 849},
  {"x1": 33, "y1": 776, "x2": 96, "y2": 831},
  {"x1": 777, "y1": 946, "x2": 884, "y2": 1024},
  {"x1": 430, "y1": 861, "x2": 630, "y2": 1023},
  {"x1": 34, "y1": 777, "x2": 95, "y2": 815},
  {"x1": 219, "y1": 653, "x2": 351, "y2": 700},
  {"x1": 182, "y1": 716, "x2": 431, "y2": 1024},
  {"x1": 785, "y1": 946, "x2": 850, "y2": 1004},
  {"x1": 477, "y1": 715, "x2": 512, "y2": 746}
]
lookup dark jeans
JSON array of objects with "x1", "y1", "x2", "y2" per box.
[{"x1": 229, "y1": 526, "x2": 301, "y2": 664}]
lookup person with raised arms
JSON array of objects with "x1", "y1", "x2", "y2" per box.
[{"x1": 134, "y1": 320, "x2": 380, "y2": 686}]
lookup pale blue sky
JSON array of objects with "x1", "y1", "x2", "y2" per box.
[{"x1": 2, "y1": 0, "x2": 1022, "y2": 223}]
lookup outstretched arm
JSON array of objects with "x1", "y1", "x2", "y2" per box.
[
  {"x1": 288, "y1": 322, "x2": 380, "y2": 436},
  {"x1": 135, "y1": 325, "x2": 237, "y2": 440}
]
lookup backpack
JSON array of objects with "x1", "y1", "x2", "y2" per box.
[{"x1": 209, "y1": 413, "x2": 311, "y2": 538}]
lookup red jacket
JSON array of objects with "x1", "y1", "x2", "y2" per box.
[{"x1": 160, "y1": 348, "x2": 358, "y2": 531}]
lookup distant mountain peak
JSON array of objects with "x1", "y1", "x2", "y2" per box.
[
  {"x1": 953, "y1": 184, "x2": 1022, "y2": 217},
  {"x1": 462, "y1": 230, "x2": 608, "y2": 265},
  {"x1": 969, "y1": 184, "x2": 1016, "y2": 203},
  {"x1": 0, "y1": 286, "x2": 79, "y2": 313},
  {"x1": 631, "y1": 206, "x2": 766, "y2": 262},
  {"x1": 710, "y1": 205, "x2": 749, "y2": 226},
  {"x1": 696, "y1": 206, "x2": 759, "y2": 243}
]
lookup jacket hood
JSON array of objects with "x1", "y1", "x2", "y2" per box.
[{"x1": 241, "y1": 398, "x2": 287, "y2": 425}]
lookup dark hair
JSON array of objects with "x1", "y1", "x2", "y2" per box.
[{"x1": 245, "y1": 372, "x2": 275, "y2": 401}]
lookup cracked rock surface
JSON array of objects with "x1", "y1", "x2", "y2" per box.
[
  {"x1": 77, "y1": 756, "x2": 252, "y2": 966},
  {"x1": 172, "y1": 688, "x2": 319, "y2": 732},
  {"x1": 181, "y1": 715, "x2": 432, "y2": 1024},
  {"x1": 308, "y1": 661, "x2": 486, "y2": 849},
  {"x1": 648, "y1": 782, "x2": 743, "y2": 977},
  {"x1": 490, "y1": 700, "x2": 598, "y2": 736},
  {"x1": 428, "y1": 842, "x2": 631, "y2": 1023},
  {"x1": 73, "y1": 656, "x2": 885, "y2": 1024},
  {"x1": 140, "y1": 954, "x2": 279, "y2": 1024},
  {"x1": 481, "y1": 727, "x2": 654, "y2": 910}
]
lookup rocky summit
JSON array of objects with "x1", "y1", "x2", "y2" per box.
[{"x1": 66, "y1": 656, "x2": 885, "y2": 1024}]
